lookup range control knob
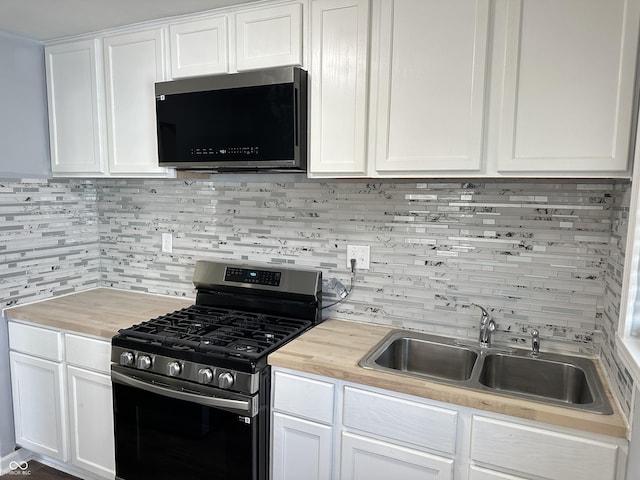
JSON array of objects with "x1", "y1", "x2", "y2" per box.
[
  {"x1": 136, "y1": 355, "x2": 152, "y2": 370},
  {"x1": 197, "y1": 368, "x2": 213, "y2": 384},
  {"x1": 119, "y1": 351, "x2": 134, "y2": 366},
  {"x1": 218, "y1": 371, "x2": 234, "y2": 389},
  {"x1": 167, "y1": 361, "x2": 181, "y2": 377}
]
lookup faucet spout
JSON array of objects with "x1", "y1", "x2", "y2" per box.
[{"x1": 472, "y1": 304, "x2": 495, "y2": 348}]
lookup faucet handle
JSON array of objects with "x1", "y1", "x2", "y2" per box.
[{"x1": 531, "y1": 329, "x2": 540, "y2": 356}]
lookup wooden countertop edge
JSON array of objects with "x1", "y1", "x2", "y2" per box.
[{"x1": 269, "y1": 319, "x2": 629, "y2": 440}]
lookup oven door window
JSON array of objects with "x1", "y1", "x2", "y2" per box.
[{"x1": 113, "y1": 382, "x2": 258, "y2": 480}]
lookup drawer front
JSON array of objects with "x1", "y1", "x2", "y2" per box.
[
  {"x1": 272, "y1": 370, "x2": 335, "y2": 424},
  {"x1": 65, "y1": 334, "x2": 111, "y2": 373},
  {"x1": 470, "y1": 415, "x2": 619, "y2": 480},
  {"x1": 343, "y1": 386, "x2": 458, "y2": 455},
  {"x1": 8, "y1": 321, "x2": 63, "y2": 361}
]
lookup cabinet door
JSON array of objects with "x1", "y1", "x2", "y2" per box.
[
  {"x1": 10, "y1": 351, "x2": 68, "y2": 461},
  {"x1": 169, "y1": 16, "x2": 229, "y2": 78},
  {"x1": 372, "y1": 0, "x2": 490, "y2": 174},
  {"x1": 67, "y1": 365, "x2": 115, "y2": 478},
  {"x1": 493, "y1": 0, "x2": 640, "y2": 175},
  {"x1": 468, "y1": 465, "x2": 528, "y2": 480},
  {"x1": 45, "y1": 39, "x2": 106, "y2": 176},
  {"x1": 235, "y1": 3, "x2": 302, "y2": 71},
  {"x1": 470, "y1": 415, "x2": 620, "y2": 480},
  {"x1": 308, "y1": 0, "x2": 369, "y2": 177},
  {"x1": 340, "y1": 432, "x2": 454, "y2": 480},
  {"x1": 103, "y1": 28, "x2": 169, "y2": 175},
  {"x1": 272, "y1": 412, "x2": 332, "y2": 480}
]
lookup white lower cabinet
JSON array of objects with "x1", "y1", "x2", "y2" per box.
[
  {"x1": 270, "y1": 367, "x2": 628, "y2": 480},
  {"x1": 271, "y1": 370, "x2": 335, "y2": 480},
  {"x1": 470, "y1": 415, "x2": 621, "y2": 480},
  {"x1": 10, "y1": 351, "x2": 68, "y2": 461},
  {"x1": 341, "y1": 432, "x2": 454, "y2": 479},
  {"x1": 8, "y1": 321, "x2": 115, "y2": 480},
  {"x1": 272, "y1": 412, "x2": 333, "y2": 480},
  {"x1": 66, "y1": 333, "x2": 114, "y2": 479},
  {"x1": 468, "y1": 465, "x2": 527, "y2": 480}
]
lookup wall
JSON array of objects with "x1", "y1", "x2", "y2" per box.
[
  {"x1": 98, "y1": 177, "x2": 620, "y2": 352},
  {"x1": 0, "y1": 32, "x2": 50, "y2": 178},
  {"x1": 603, "y1": 182, "x2": 635, "y2": 416}
]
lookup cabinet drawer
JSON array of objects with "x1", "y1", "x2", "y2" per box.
[
  {"x1": 272, "y1": 371, "x2": 335, "y2": 424},
  {"x1": 8, "y1": 321, "x2": 63, "y2": 361},
  {"x1": 470, "y1": 415, "x2": 620, "y2": 480},
  {"x1": 343, "y1": 386, "x2": 458, "y2": 455},
  {"x1": 65, "y1": 334, "x2": 111, "y2": 373}
]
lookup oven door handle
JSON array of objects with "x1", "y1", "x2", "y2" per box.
[{"x1": 111, "y1": 370, "x2": 257, "y2": 416}]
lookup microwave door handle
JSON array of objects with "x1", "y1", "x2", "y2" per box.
[{"x1": 111, "y1": 370, "x2": 256, "y2": 416}]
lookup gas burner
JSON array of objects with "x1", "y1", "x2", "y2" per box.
[{"x1": 230, "y1": 341, "x2": 260, "y2": 354}]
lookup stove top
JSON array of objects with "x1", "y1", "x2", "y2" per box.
[{"x1": 115, "y1": 305, "x2": 312, "y2": 359}]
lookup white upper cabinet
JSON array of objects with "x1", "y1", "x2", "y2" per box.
[
  {"x1": 308, "y1": 0, "x2": 370, "y2": 176},
  {"x1": 311, "y1": 0, "x2": 640, "y2": 178},
  {"x1": 235, "y1": 3, "x2": 303, "y2": 71},
  {"x1": 45, "y1": 40, "x2": 106, "y2": 176},
  {"x1": 103, "y1": 29, "x2": 169, "y2": 176},
  {"x1": 46, "y1": 30, "x2": 173, "y2": 177},
  {"x1": 371, "y1": 0, "x2": 490, "y2": 176},
  {"x1": 169, "y1": 16, "x2": 229, "y2": 78},
  {"x1": 490, "y1": 0, "x2": 640, "y2": 176}
]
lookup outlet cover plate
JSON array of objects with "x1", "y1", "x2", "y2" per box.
[{"x1": 347, "y1": 245, "x2": 370, "y2": 270}]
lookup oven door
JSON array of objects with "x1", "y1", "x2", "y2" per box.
[{"x1": 111, "y1": 366, "x2": 266, "y2": 480}]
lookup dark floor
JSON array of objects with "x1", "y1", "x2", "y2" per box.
[{"x1": 0, "y1": 461, "x2": 79, "y2": 480}]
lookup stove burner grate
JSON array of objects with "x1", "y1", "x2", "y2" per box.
[{"x1": 117, "y1": 305, "x2": 312, "y2": 359}]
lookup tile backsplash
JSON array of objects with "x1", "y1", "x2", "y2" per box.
[
  {"x1": 0, "y1": 178, "x2": 99, "y2": 307},
  {"x1": 0, "y1": 176, "x2": 634, "y2": 418}
]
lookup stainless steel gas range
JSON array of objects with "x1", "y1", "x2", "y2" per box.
[{"x1": 110, "y1": 260, "x2": 322, "y2": 480}]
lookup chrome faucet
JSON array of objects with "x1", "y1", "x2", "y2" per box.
[
  {"x1": 531, "y1": 329, "x2": 540, "y2": 356},
  {"x1": 473, "y1": 304, "x2": 495, "y2": 348}
]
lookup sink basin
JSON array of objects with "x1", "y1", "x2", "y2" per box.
[
  {"x1": 360, "y1": 331, "x2": 479, "y2": 382},
  {"x1": 359, "y1": 329, "x2": 613, "y2": 414},
  {"x1": 371, "y1": 336, "x2": 478, "y2": 381},
  {"x1": 479, "y1": 353, "x2": 594, "y2": 404}
]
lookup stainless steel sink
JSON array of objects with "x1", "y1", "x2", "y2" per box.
[
  {"x1": 478, "y1": 352, "x2": 596, "y2": 405},
  {"x1": 359, "y1": 330, "x2": 613, "y2": 414},
  {"x1": 365, "y1": 332, "x2": 478, "y2": 381}
]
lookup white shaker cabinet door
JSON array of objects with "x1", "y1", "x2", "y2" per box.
[
  {"x1": 10, "y1": 351, "x2": 68, "y2": 462},
  {"x1": 340, "y1": 432, "x2": 454, "y2": 480},
  {"x1": 371, "y1": 0, "x2": 490, "y2": 174},
  {"x1": 235, "y1": 3, "x2": 303, "y2": 71},
  {"x1": 308, "y1": 0, "x2": 370, "y2": 177},
  {"x1": 169, "y1": 16, "x2": 229, "y2": 78},
  {"x1": 468, "y1": 465, "x2": 529, "y2": 480},
  {"x1": 271, "y1": 412, "x2": 333, "y2": 480},
  {"x1": 103, "y1": 29, "x2": 169, "y2": 176},
  {"x1": 492, "y1": 0, "x2": 640, "y2": 175},
  {"x1": 67, "y1": 365, "x2": 115, "y2": 479},
  {"x1": 46, "y1": 39, "x2": 106, "y2": 176}
]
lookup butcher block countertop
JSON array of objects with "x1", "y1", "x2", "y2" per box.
[
  {"x1": 3, "y1": 288, "x2": 194, "y2": 339},
  {"x1": 269, "y1": 319, "x2": 629, "y2": 439}
]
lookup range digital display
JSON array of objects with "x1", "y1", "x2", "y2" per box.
[{"x1": 225, "y1": 267, "x2": 281, "y2": 287}]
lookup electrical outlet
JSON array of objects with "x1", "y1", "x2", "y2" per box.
[
  {"x1": 161, "y1": 233, "x2": 173, "y2": 253},
  {"x1": 347, "y1": 245, "x2": 370, "y2": 270}
]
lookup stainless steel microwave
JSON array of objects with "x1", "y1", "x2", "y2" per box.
[{"x1": 155, "y1": 66, "x2": 307, "y2": 172}]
